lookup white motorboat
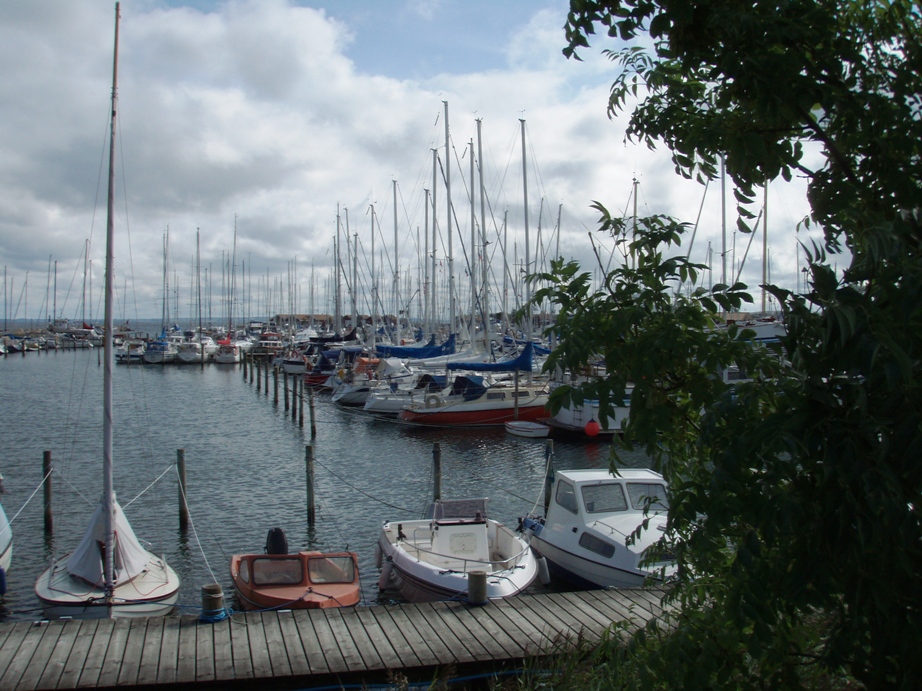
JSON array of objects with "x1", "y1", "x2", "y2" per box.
[
  {"x1": 523, "y1": 468, "x2": 674, "y2": 589},
  {"x1": 377, "y1": 498, "x2": 538, "y2": 602},
  {"x1": 504, "y1": 420, "x2": 550, "y2": 438}
]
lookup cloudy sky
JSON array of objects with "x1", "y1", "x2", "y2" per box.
[{"x1": 0, "y1": 0, "x2": 814, "y2": 325}]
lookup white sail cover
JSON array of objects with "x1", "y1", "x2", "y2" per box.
[
  {"x1": 65, "y1": 496, "x2": 153, "y2": 587},
  {"x1": 0, "y1": 502, "x2": 10, "y2": 555}
]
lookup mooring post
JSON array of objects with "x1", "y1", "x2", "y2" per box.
[
  {"x1": 273, "y1": 363, "x2": 279, "y2": 404},
  {"x1": 255, "y1": 355, "x2": 261, "y2": 389},
  {"x1": 305, "y1": 444, "x2": 315, "y2": 527},
  {"x1": 298, "y1": 377, "x2": 304, "y2": 428},
  {"x1": 433, "y1": 442, "x2": 442, "y2": 502},
  {"x1": 283, "y1": 371, "x2": 290, "y2": 411},
  {"x1": 42, "y1": 450, "x2": 53, "y2": 534},
  {"x1": 543, "y1": 439, "x2": 555, "y2": 515},
  {"x1": 242, "y1": 351, "x2": 248, "y2": 379},
  {"x1": 291, "y1": 375, "x2": 298, "y2": 421},
  {"x1": 249, "y1": 353, "x2": 254, "y2": 383},
  {"x1": 309, "y1": 386, "x2": 316, "y2": 438},
  {"x1": 178, "y1": 448, "x2": 189, "y2": 531},
  {"x1": 264, "y1": 357, "x2": 269, "y2": 395}
]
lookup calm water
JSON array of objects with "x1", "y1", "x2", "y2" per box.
[{"x1": 0, "y1": 345, "x2": 646, "y2": 622}]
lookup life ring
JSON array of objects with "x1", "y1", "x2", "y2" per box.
[{"x1": 424, "y1": 394, "x2": 441, "y2": 409}]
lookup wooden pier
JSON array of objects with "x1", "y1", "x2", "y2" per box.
[{"x1": 0, "y1": 588, "x2": 672, "y2": 690}]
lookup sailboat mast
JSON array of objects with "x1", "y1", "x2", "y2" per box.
[{"x1": 102, "y1": 1, "x2": 121, "y2": 599}]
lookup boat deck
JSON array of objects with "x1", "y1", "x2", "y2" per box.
[{"x1": 0, "y1": 588, "x2": 672, "y2": 690}]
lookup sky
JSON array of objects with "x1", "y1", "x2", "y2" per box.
[{"x1": 0, "y1": 0, "x2": 816, "y2": 325}]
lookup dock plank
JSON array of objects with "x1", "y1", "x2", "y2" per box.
[
  {"x1": 136, "y1": 617, "x2": 164, "y2": 687},
  {"x1": 275, "y1": 611, "x2": 312, "y2": 677},
  {"x1": 391, "y1": 602, "x2": 465, "y2": 665},
  {"x1": 56, "y1": 620, "x2": 99, "y2": 690},
  {"x1": 413, "y1": 602, "x2": 482, "y2": 663},
  {"x1": 482, "y1": 599, "x2": 551, "y2": 657},
  {"x1": 243, "y1": 613, "x2": 273, "y2": 680},
  {"x1": 210, "y1": 618, "x2": 233, "y2": 682},
  {"x1": 115, "y1": 617, "x2": 147, "y2": 687},
  {"x1": 260, "y1": 612, "x2": 293, "y2": 678},
  {"x1": 175, "y1": 617, "x2": 198, "y2": 684},
  {"x1": 447, "y1": 602, "x2": 526, "y2": 659},
  {"x1": 324, "y1": 607, "x2": 383, "y2": 671},
  {"x1": 91, "y1": 618, "x2": 130, "y2": 689},
  {"x1": 493, "y1": 597, "x2": 560, "y2": 650},
  {"x1": 370, "y1": 604, "x2": 436, "y2": 667},
  {"x1": 6, "y1": 621, "x2": 55, "y2": 691},
  {"x1": 77, "y1": 618, "x2": 116, "y2": 689},
  {"x1": 33, "y1": 620, "x2": 76, "y2": 691},
  {"x1": 0, "y1": 622, "x2": 32, "y2": 689},
  {"x1": 353, "y1": 605, "x2": 405, "y2": 669},
  {"x1": 294, "y1": 610, "x2": 340, "y2": 674},
  {"x1": 156, "y1": 616, "x2": 181, "y2": 685},
  {"x1": 229, "y1": 615, "x2": 255, "y2": 680}
]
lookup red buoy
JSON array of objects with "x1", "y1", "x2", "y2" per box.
[{"x1": 584, "y1": 419, "x2": 600, "y2": 437}]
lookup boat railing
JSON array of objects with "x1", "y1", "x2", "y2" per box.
[{"x1": 407, "y1": 527, "x2": 531, "y2": 573}]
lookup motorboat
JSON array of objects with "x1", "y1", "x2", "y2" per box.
[
  {"x1": 523, "y1": 468, "x2": 674, "y2": 589},
  {"x1": 377, "y1": 498, "x2": 538, "y2": 602},
  {"x1": 231, "y1": 529, "x2": 360, "y2": 611},
  {"x1": 505, "y1": 420, "x2": 550, "y2": 438}
]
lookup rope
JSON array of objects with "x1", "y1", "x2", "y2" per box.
[
  {"x1": 122, "y1": 461, "x2": 175, "y2": 508},
  {"x1": 175, "y1": 464, "x2": 220, "y2": 585},
  {"x1": 50, "y1": 468, "x2": 94, "y2": 506},
  {"x1": 3, "y1": 468, "x2": 54, "y2": 529},
  {"x1": 312, "y1": 456, "x2": 415, "y2": 514}
]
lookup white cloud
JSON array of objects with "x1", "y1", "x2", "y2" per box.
[{"x1": 0, "y1": 0, "x2": 813, "y2": 324}]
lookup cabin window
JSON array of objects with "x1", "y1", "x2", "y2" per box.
[
  {"x1": 555, "y1": 480, "x2": 579, "y2": 514},
  {"x1": 308, "y1": 556, "x2": 356, "y2": 584},
  {"x1": 239, "y1": 559, "x2": 250, "y2": 584},
  {"x1": 627, "y1": 483, "x2": 669, "y2": 511},
  {"x1": 253, "y1": 557, "x2": 303, "y2": 586},
  {"x1": 578, "y1": 532, "x2": 616, "y2": 558},
  {"x1": 581, "y1": 483, "x2": 628, "y2": 513},
  {"x1": 486, "y1": 392, "x2": 506, "y2": 400}
]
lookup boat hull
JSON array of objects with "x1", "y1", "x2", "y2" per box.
[
  {"x1": 34, "y1": 556, "x2": 180, "y2": 619},
  {"x1": 399, "y1": 401, "x2": 548, "y2": 427},
  {"x1": 230, "y1": 551, "x2": 360, "y2": 611}
]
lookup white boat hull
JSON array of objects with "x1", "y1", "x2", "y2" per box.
[{"x1": 378, "y1": 517, "x2": 537, "y2": 602}]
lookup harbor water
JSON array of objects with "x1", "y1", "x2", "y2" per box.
[{"x1": 0, "y1": 344, "x2": 648, "y2": 622}]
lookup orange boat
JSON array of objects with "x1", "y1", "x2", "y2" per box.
[{"x1": 230, "y1": 530, "x2": 360, "y2": 611}]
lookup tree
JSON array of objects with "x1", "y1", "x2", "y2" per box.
[{"x1": 533, "y1": 1, "x2": 922, "y2": 687}]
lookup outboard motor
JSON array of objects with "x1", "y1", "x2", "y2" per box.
[{"x1": 264, "y1": 527, "x2": 289, "y2": 555}]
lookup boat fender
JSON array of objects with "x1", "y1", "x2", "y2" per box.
[
  {"x1": 0, "y1": 566, "x2": 6, "y2": 596},
  {"x1": 378, "y1": 560, "x2": 393, "y2": 590},
  {"x1": 536, "y1": 555, "x2": 551, "y2": 586},
  {"x1": 424, "y1": 394, "x2": 440, "y2": 409},
  {"x1": 265, "y1": 527, "x2": 289, "y2": 555},
  {"x1": 374, "y1": 543, "x2": 382, "y2": 569}
]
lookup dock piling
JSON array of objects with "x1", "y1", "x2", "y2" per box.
[
  {"x1": 308, "y1": 387, "x2": 316, "y2": 438},
  {"x1": 305, "y1": 444, "x2": 315, "y2": 527},
  {"x1": 433, "y1": 443, "x2": 441, "y2": 502},
  {"x1": 42, "y1": 450, "x2": 53, "y2": 534},
  {"x1": 178, "y1": 448, "x2": 189, "y2": 531}
]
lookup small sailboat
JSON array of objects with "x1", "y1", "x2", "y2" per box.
[{"x1": 34, "y1": 3, "x2": 180, "y2": 618}]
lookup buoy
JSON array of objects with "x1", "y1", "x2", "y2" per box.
[
  {"x1": 584, "y1": 418, "x2": 600, "y2": 437},
  {"x1": 378, "y1": 560, "x2": 393, "y2": 590},
  {"x1": 537, "y1": 555, "x2": 551, "y2": 586}
]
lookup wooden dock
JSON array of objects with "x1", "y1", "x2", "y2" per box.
[{"x1": 0, "y1": 588, "x2": 672, "y2": 690}]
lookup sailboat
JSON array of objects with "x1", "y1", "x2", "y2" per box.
[
  {"x1": 0, "y1": 484, "x2": 12, "y2": 594},
  {"x1": 34, "y1": 3, "x2": 180, "y2": 618}
]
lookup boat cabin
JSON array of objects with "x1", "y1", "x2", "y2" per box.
[
  {"x1": 236, "y1": 552, "x2": 357, "y2": 588},
  {"x1": 424, "y1": 499, "x2": 492, "y2": 570}
]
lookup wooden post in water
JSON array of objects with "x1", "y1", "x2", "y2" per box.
[
  {"x1": 433, "y1": 442, "x2": 442, "y2": 502},
  {"x1": 242, "y1": 352, "x2": 248, "y2": 379},
  {"x1": 177, "y1": 448, "x2": 189, "y2": 531},
  {"x1": 42, "y1": 450, "x2": 53, "y2": 534},
  {"x1": 298, "y1": 377, "x2": 304, "y2": 428},
  {"x1": 264, "y1": 357, "x2": 269, "y2": 395},
  {"x1": 283, "y1": 371, "x2": 290, "y2": 411},
  {"x1": 292, "y1": 375, "x2": 298, "y2": 421},
  {"x1": 543, "y1": 439, "x2": 555, "y2": 515},
  {"x1": 255, "y1": 355, "x2": 261, "y2": 389},
  {"x1": 309, "y1": 387, "x2": 316, "y2": 438},
  {"x1": 305, "y1": 444, "x2": 315, "y2": 527},
  {"x1": 273, "y1": 363, "x2": 279, "y2": 404}
]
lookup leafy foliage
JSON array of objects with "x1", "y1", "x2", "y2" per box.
[{"x1": 530, "y1": 1, "x2": 922, "y2": 688}]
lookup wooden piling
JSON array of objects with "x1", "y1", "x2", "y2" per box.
[
  {"x1": 433, "y1": 443, "x2": 442, "y2": 502},
  {"x1": 178, "y1": 448, "x2": 189, "y2": 531},
  {"x1": 298, "y1": 377, "x2": 304, "y2": 428},
  {"x1": 284, "y1": 371, "x2": 290, "y2": 411},
  {"x1": 543, "y1": 439, "x2": 555, "y2": 515},
  {"x1": 264, "y1": 357, "x2": 269, "y2": 395},
  {"x1": 309, "y1": 386, "x2": 316, "y2": 438},
  {"x1": 273, "y1": 363, "x2": 279, "y2": 404},
  {"x1": 242, "y1": 352, "x2": 248, "y2": 379},
  {"x1": 255, "y1": 355, "x2": 261, "y2": 389},
  {"x1": 42, "y1": 450, "x2": 53, "y2": 534},
  {"x1": 292, "y1": 375, "x2": 298, "y2": 421},
  {"x1": 305, "y1": 444, "x2": 315, "y2": 527}
]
